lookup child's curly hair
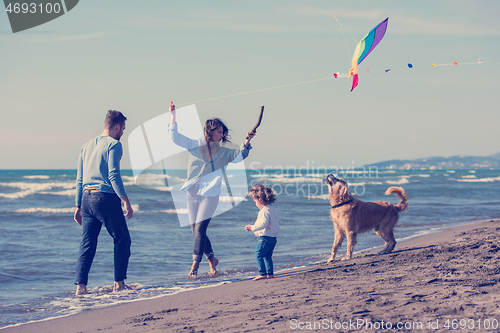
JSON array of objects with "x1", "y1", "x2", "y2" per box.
[{"x1": 249, "y1": 183, "x2": 276, "y2": 206}]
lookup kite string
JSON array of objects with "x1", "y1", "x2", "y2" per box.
[
  {"x1": 352, "y1": 60, "x2": 500, "y2": 75},
  {"x1": 177, "y1": 76, "x2": 334, "y2": 106},
  {"x1": 177, "y1": 16, "x2": 355, "y2": 106},
  {"x1": 333, "y1": 15, "x2": 354, "y2": 63},
  {"x1": 176, "y1": 61, "x2": 498, "y2": 107}
]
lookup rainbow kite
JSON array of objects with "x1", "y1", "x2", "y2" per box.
[{"x1": 348, "y1": 17, "x2": 389, "y2": 91}]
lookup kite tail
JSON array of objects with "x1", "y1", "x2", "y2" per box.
[{"x1": 350, "y1": 74, "x2": 359, "y2": 92}]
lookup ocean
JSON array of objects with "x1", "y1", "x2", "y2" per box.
[{"x1": 1, "y1": 168, "x2": 500, "y2": 328}]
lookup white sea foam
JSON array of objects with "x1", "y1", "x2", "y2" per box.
[
  {"x1": 461, "y1": 175, "x2": 476, "y2": 179},
  {"x1": 347, "y1": 182, "x2": 366, "y2": 186},
  {"x1": 40, "y1": 189, "x2": 76, "y2": 196},
  {"x1": 0, "y1": 181, "x2": 74, "y2": 191},
  {"x1": 23, "y1": 175, "x2": 50, "y2": 179},
  {"x1": 0, "y1": 181, "x2": 75, "y2": 199},
  {"x1": 0, "y1": 190, "x2": 37, "y2": 199},
  {"x1": 251, "y1": 173, "x2": 295, "y2": 178},
  {"x1": 30, "y1": 281, "x2": 230, "y2": 330},
  {"x1": 337, "y1": 170, "x2": 367, "y2": 175},
  {"x1": 307, "y1": 194, "x2": 329, "y2": 200},
  {"x1": 219, "y1": 196, "x2": 247, "y2": 203},
  {"x1": 347, "y1": 181, "x2": 382, "y2": 186},
  {"x1": 141, "y1": 186, "x2": 171, "y2": 192},
  {"x1": 12, "y1": 207, "x2": 75, "y2": 214},
  {"x1": 456, "y1": 176, "x2": 500, "y2": 183},
  {"x1": 126, "y1": 173, "x2": 185, "y2": 189},
  {"x1": 11, "y1": 204, "x2": 139, "y2": 214},
  {"x1": 386, "y1": 178, "x2": 410, "y2": 185},
  {"x1": 159, "y1": 208, "x2": 189, "y2": 214},
  {"x1": 252, "y1": 176, "x2": 323, "y2": 183},
  {"x1": 305, "y1": 173, "x2": 328, "y2": 178}
]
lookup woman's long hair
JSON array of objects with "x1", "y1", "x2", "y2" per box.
[
  {"x1": 199, "y1": 118, "x2": 231, "y2": 159},
  {"x1": 204, "y1": 118, "x2": 231, "y2": 144}
]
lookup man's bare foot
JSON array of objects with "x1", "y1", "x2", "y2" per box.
[
  {"x1": 75, "y1": 283, "x2": 88, "y2": 295},
  {"x1": 113, "y1": 280, "x2": 130, "y2": 292},
  {"x1": 267, "y1": 274, "x2": 274, "y2": 279},
  {"x1": 208, "y1": 257, "x2": 219, "y2": 276},
  {"x1": 253, "y1": 275, "x2": 267, "y2": 281},
  {"x1": 187, "y1": 261, "x2": 200, "y2": 279}
]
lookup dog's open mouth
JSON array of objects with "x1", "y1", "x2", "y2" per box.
[{"x1": 324, "y1": 173, "x2": 338, "y2": 186}]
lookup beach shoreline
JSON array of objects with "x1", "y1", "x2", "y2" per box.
[{"x1": 3, "y1": 218, "x2": 499, "y2": 332}]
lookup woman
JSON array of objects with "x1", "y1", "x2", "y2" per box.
[{"x1": 168, "y1": 103, "x2": 255, "y2": 278}]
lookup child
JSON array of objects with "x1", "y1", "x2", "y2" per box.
[{"x1": 245, "y1": 183, "x2": 281, "y2": 281}]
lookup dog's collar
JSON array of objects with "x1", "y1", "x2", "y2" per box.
[{"x1": 331, "y1": 199, "x2": 353, "y2": 209}]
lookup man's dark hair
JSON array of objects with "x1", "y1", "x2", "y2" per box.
[{"x1": 105, "y1": 110, "x2": 127, "y2": 129}]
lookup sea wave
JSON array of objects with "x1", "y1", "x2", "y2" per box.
[
  {"x1": 158, "y1": 208, "x2": 189, "y2": 214},
  {"x1": 0, "y1": 181, "x2": 74, "y2": 199},
  {"x1": 219, "y1": 196, "x2": 247, "y2": 203},
  {"x1": 251, "y1": 175, "x2": 323, "y2": 183},
  {"x1": 0, "y1": 190, "x2": 38, "y2": 199},
  {"x1": 251, "y1": 173, "x2": 295, "y2": 178},
  {"x1": 40, "y1": 189, "x2": 76, "y2": 196},
  {"x1": 11, "y1": 204, "x2": 140, "y2": 214},
  {"x1": 140, "y1": 186, "x2": 171, "y2": 192},
  {"x1": 386, "y1": 178, "x2": 410, "y2": 185},
  {"x1": 12, "y1": 207, "x2": 75, "y2": 214},
  {"x1": 307, "y1": 194, "x2": 329, "y2": 200},
  {"x1": 456, "y1": 176, "x2": 500, "y2": 183},
  {"x1": 347, "y1": 181, "x2": 383, "y2": 186},
  {"x1": 123, "y1": 174, "x2": 186, "y2": 187},
  {"x1": 11, "y1": 280, "x2": 232, "y2": 330},
  {"x1": 23, "y1": 175, "x2": 50, "y2": 179}
]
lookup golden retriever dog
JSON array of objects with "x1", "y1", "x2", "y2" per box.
[{"x1": 324, "y1": 174, "x2": 409, "y2": 262}]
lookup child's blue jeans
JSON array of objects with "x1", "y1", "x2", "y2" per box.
[{"x1": 255, "y1": 236, "x2": 277, "y2": 276}]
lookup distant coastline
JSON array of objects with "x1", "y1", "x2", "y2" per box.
[
  {"x1": 2, "y1": 151, "x2": 500, "y2": 171},
  {"x1": 367, "y1": 151, "x2": 500, "y2": 170}
]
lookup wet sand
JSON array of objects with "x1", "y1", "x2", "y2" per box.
[{"x1": 3, "y1": 219, "x2": 500, "y2": 332}]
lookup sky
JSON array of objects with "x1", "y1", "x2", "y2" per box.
[{"x1": 1, "y1": 0, "x2": 499, "y2": 170}]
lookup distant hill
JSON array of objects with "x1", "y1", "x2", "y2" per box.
[{"x1": 368, "y1": 152, "x2": 500, "y2": 170}]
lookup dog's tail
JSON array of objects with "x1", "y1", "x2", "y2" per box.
[{"x1": 385, "y1": 187, "x2": 409, "y2": 212}]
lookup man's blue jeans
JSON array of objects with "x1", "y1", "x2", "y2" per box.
[
  {"x1": 255, "y1": 236, "x2": 277, "y2": 276},
  {"x1": 75, "y1": 191, "x2": 131, "y2": 285}
]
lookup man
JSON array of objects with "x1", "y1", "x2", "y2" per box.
[{"x1": 74, "y1": 110, "x2": 133, "y2": 296}]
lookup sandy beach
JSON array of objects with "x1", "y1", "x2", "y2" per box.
[{"x1": 3, "y1": 219, "x2": 500, "y2": 333}]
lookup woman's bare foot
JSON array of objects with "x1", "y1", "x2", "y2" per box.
[
  {"x1": 187, "y1": 261, "x2": 200, "y2": 279},
  {"x1": 75, "y1": 283, "x2": 88, "y2": 295},
  {"x1": 208, "y1": 257, "x2": 219, "y2": 276},
  {"x1": 253, "y1": 275, "x2": 267, "y2": 281},
  {"x1": 267, "y1": 274, "x2": 274, "y2": 279},
  {"x1": 113, "y1": 280, "x2": 130, "y2": 292}
]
